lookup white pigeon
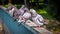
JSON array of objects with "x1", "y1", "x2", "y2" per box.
[
  {"x1": 32, "y1": 14, "x2": 44, "y2": 26},
  {"x1": 30, "y1": 9, "x2": 44, "y2": 26},
  {"x1": 19, "y1": 5, "x2": 25, "y2": 16},
  {"x1": 9, "y1": 7, "x2": 14, "y2": 16},
  {"x1": 9, "y1": 5, "x2": 20, "y2": 16},
  {"x1": 23, "y1": 11, "x2": 31, "y2": 20}
]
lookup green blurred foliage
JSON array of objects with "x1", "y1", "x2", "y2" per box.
[
  {"x1": 46, "y1": 0, "x2": 60, "y2": 21},
  {"x1": 36, "y1": 9, "x2": 53, "y2": 19}
]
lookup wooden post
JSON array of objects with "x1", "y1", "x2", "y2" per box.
[
  {"x1": 9, "y1": 0, "x2": 11, "y2": 3},
  {"x1": 24, "y1": 0, "x2": 27, "y2": 7},
  {"x1": 0, "y1": 20, "x2": 4, "y2": 34}
]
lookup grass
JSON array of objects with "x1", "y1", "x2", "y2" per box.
[
  {"x1": 4, "y1": 5, "x2": 8, "y2": 8},
  {"x1": 3, "y1": 4, "x2": 22, "y2": 9},
  {"x1": 36, "y1": 9, "x2": 53, "y2": 20}
]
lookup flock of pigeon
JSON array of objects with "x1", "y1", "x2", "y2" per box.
[{"x1": 2, "y1": 5, "x2": 47, "y2": 27}]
